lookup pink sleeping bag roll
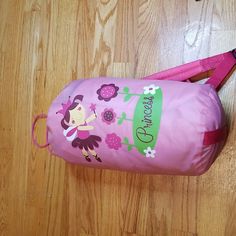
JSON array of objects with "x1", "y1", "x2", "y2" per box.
[{"x1": 32, "y1": 49, "x2": 236, "y2": 175}]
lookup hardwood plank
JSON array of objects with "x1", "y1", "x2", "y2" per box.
[{"x1": 0, "y1": 0, "x2": 235, "y2": 235}]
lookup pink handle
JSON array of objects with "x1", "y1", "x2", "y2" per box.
[
  {"x1": 206, "y1": 50, "x2": 236, "y2": 90},
  {"x1": 32, "y1": 114, "x2": 49, "y2": 148},
  {"x1": 143, "y1": 49, "x2": 236, "y2": 91}
]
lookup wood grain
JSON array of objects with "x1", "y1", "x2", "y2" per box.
[{"x1": 0, "y1": 0, "x2": 235, "y2": 235}]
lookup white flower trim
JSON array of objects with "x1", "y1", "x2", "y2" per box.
[
  {"x1": 143, "y1": 84, "x2": 160, "y2": 95},
  {"x1": 144, "y1": 147, "x2": 156, "y2": 158}
]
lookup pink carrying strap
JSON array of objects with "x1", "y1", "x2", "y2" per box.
[
  {"x1": 143, "y1": 49, "x2": 236, "y2": 91},
  {"x1": 205, "y1": 50, "x2": 236, "y2": 90},
  {"x1": 32, "y1": 114, "x2": 49, "y2": 148},
  {"x1": 143, "y1": 49, "x2": 236, "y2": 146}
]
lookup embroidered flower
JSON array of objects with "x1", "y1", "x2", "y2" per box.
[
  {"x1": 143, "y1": 84, "x2": 160, "y2": 95},
  {"x1": 97, "y1": 84, "x2": 119, "y2": 102},
  {"x1": 105, "y1": 133, "x2": 122, "y2": 150},
  {"x1": 101, "y1": 108, "x2": 116, "y2": 125},
  {"x1": 144, "y1": 147, "x2": 156, "y2": 158}
]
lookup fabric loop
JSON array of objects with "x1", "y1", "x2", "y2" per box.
[
  {"x1": 203, "y1": 126, "x2": 228, "y2": 146},
  {"x1": 32, "y1": 114, "x2": 49, "y2": 148}
]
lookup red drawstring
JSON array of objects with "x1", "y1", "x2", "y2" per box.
[{"x1": 32, "y1": 114, "x2": 49, "y2": 148}]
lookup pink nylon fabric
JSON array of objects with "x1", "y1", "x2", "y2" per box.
[
  {"x1": 33, "y1": 49, "x2": 236, "y2": 175},
  {"x1": 46, "y1": 78, "x2": 225, "y2": 175}
]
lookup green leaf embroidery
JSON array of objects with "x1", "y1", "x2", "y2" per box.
[
  {"x1": 124, "y1": 94, "x2": 132, "y2": 102},
  {"x1": 121, "y1": 112, "x2": 126, "y2": 119},
  {"x1": 118, "y1": 117, "x2": 123, "y2": 125},
  {"x1": 123, "y1": 87, "x2": 129, "y2": 93},
  {"x1": 123, "y1": 137, "x2": 129, "y2": 144},
  {"x1": 127, "y1": 145, "x2": 133, "y2": 151}
]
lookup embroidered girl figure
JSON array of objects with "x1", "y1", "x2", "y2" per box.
[{"x1": 57, "y1": 95, "x2": 102, "y2": 162}]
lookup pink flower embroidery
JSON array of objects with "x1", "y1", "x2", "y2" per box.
[
  {"x1": 101, "y1": 108, "x2": 116, "y2": 125},
  {"x1": 97, "y1": 84, "x2": 119, "y2": 102},
  {"x1": 105, "y1": 133, "x2": 122, "y2": 150}
]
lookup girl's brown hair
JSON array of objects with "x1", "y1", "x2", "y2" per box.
[{"x1": 61, "y1": 95, "x2": 83, "y2": 129}]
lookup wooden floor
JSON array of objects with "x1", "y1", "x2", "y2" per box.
[{"x1": 0, "y1": 0, "x2": 236, "y2": 235}]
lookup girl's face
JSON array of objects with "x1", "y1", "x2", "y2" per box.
[{"x1": 68, "y1": 103, "x2": 86, "y2": 126}]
